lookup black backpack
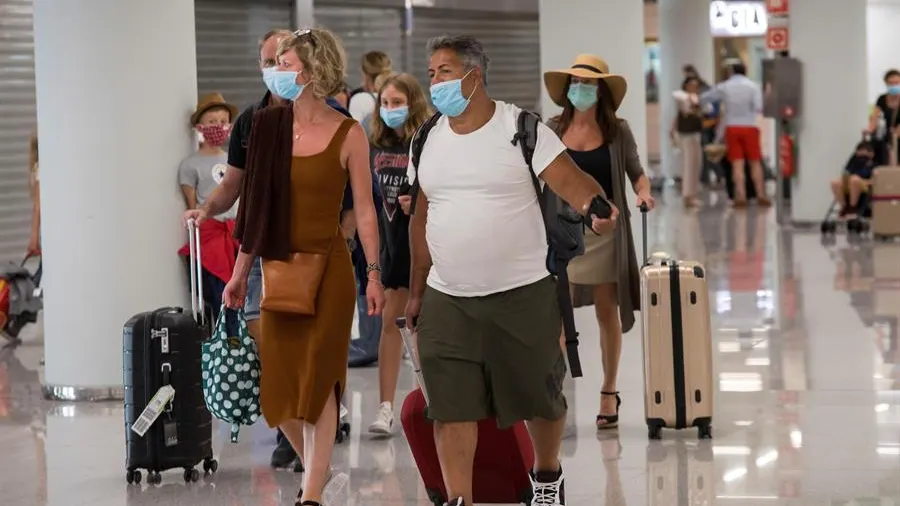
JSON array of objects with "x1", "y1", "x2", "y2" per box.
[{"x1": 409, "y1": 110, "x2": 585, "y2": 378}]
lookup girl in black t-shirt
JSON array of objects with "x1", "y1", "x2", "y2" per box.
[
  {"x1": 868, "y1": 69, "x2": 900, "y2": 165},
  {"x1": 365, "y1": 73, "x2": 433, "y2": 436}
]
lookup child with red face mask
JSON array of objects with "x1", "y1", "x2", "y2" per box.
[
  {"x1": 178, "y1": 93, "x2": 240, "y2": 323},
  {"x1": 179, "y1": 93, "x2": 239, "y2": 220}
]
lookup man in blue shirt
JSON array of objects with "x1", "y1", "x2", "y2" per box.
[{"x1": 701, "y1": 63, "x2": 770, "y2": 206}]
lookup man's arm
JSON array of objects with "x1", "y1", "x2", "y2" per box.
[
  {"x1": 752, "y1": 83, "x2": 763, "y2": 115},
  {"x1": 408, "y1": 187, "x2": 432, "y2": 301},
  {"x1": 700, "y1": 82, "x2": 724, "y2": 105},
  {"x1": 200, "y1": 166, "x2": 243, "y2": 217},
  {"x1": 538, "y1": 152, "x2": 606, "y2": 214}
]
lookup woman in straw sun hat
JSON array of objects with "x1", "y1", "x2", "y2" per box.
[{"x1": 544, "y1": 53, "x2": 655, "y2": 431}]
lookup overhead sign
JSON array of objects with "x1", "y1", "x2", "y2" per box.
[
  {"x1": 765, "y1": 0, "x2": 790, "y2": 16},
  {"x1": 766, "y1": 26, "x2": 790, "y2": 50},
  {"x1": 710, "y1": 1, "x2": 768, "y2": 37}
]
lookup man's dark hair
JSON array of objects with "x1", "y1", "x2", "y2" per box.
[
  {"x1": 426, "y1": 35, "x2": 491, "y2": 85},
  {"x1": 884, "y1": 69, "x2": 900, "y2": 82},
  {"x1": 731, "y1": 63, "x2": 747, "y2": 76}
]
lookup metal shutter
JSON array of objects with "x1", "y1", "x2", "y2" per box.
[
  {"x1": 195, "y1": 0, "x2": 293, "y2": 111},
  {"x1": 411, "y1": 8, "x2": 540, "y2": 110},
  {"x1": 314, "y1": 6, "x2": 405, "y2": 92},
  {"x1": 0, "y1": 0, "x2": 35, "y2": 264}
]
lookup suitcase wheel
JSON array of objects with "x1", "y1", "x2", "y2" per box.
[
  {"x1": 146, "y1": 472, "x2": 162, "y2": 485},
  {"x1": 203, "y1": 458, "x2": 219, "y2": 474},
  {"x1": 648, "y1": 425, "x2": 663, "y2": 440},
  {"x1": 698, "y1": 424, "x2": 713, "y2": 439},
  {"x1": 183, "y1": 468, "x2": 200, "y2": 483},
  {"x1": 125, "y1": 469, "x2": 142, "y2": 485}
]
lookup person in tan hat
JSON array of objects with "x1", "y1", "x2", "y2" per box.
[
  {"x1": 544, "y1": 54, "x2": 655, "y2": 431},
  {"x1": 179, "y1": 92, "x2": 238, "y2": 215}
]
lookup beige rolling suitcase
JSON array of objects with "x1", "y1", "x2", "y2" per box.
[
  {"x1": 639, "y1": 205, "x2": 714, "y2": 440},
  {"x1": 872, "y1": 166, "x2": 900, "y2": 238}
]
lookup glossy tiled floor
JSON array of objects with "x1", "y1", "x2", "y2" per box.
[{"x1": 2, "y1": 189, "x2": 899, "y2": 506}]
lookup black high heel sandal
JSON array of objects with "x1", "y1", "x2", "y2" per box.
[{"x1": 596, "y1": 391, "x2": 621, "y2": 430}]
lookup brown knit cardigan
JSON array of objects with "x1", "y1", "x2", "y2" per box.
[{"x1": 233, "y1": 104, "x2": 294, "y2": 260}]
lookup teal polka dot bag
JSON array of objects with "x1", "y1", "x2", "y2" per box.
[{"x1": 201, "y1": 305, "x2": 261, "y2": 442}]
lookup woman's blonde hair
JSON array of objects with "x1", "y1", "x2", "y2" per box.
[
  {"x1": 369, "y1": 73, "x2": 433, "y2": 149},
  {"x1": 276, "y1": 28, "x2": 347, "y2": 100},
  {"x1": 361, "y1": 51, "x2": 392, "y2": 85}
]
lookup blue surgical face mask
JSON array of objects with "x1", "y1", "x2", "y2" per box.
[
  {"x1": 271, "y1": 70, "x2": 305, "y2": 101},
  {"x1": 888, "y1": 84, "x2": 900, "y2": 96},
  {"x1": 262, "y1": 66, "x2": 278, "y2": 96},
  {"x1": 380, "y1": 106, "x2": 409, "y2": 129},
  {"x1": 567, "y1": 82, "x2": 599, "y2": 112},
  {"x1": 430, "y1": 69, "x2": 476, "y2": 117}
]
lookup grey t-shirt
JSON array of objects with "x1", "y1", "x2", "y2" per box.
[{"x1": 177, "y1": 151, "x2": 237, "y2": 220}]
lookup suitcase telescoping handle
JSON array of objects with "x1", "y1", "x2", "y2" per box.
[
  {"x1": 640, "y1": 202, "x2": 649, "y2": 265},
  {"x1": 396, "y1": 316, "x2": 429, "y2": 405},
  {"x1": 186, "y1": 218, "x2": 204, "y2": 327}
]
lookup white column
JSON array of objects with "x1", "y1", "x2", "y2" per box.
[
  {"x1": 867, "y1": 0, "x2": 900, "y2": 103},
  {"x1": 658, "y1": 0, "x2": 715, "y2": 179},
  {"x1": 539, "y1": 0, "x2": 648, "y2": 167},
  {"x1": 295, "y1": 0, "x2": 314, "y2": 28},
  {"x1": 34, "y1": 0, "x2": 197, "y2": 395},
  {"x1": 790, "y1": 0, "x2": 868, "y2": 223}
]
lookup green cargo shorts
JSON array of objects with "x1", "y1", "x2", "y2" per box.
[{"x1": 417, "y1": 276, "x2": 568, "y2": 429}]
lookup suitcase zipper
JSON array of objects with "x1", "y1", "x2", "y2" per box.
[{"x1": 669, "y1": 263, "x2": 687, "y2": 429}]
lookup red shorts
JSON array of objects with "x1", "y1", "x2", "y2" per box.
[{"x1": 724, "y1": 126, "x2": 762, "y2": 162}]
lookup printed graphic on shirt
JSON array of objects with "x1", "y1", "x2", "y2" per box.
[
  {"x1": 373, "y1": 151, "x2": 410, "y2": 222},
  {"x1": 211, "y1": 163, "x2": 227, "y2": 184}
]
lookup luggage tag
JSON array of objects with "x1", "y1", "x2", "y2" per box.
[
  {"x1": 130, "y1": 385, "x2": 175, "y2": 437},
  {"x1": 163, "y1": 417, "x2": 179, "y2": 447}
]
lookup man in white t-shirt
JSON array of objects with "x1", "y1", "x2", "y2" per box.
[{"x1": 405, "y1": 35, "x2": 619, "y2": 506}]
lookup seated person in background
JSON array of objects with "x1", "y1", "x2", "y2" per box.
[{"x1": 831, "y1": 141, "x2": 877, "y2": 218}]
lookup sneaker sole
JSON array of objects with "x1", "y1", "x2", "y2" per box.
[{"x1": 367, "y1": 424, "x2": 393, "y2": 436}]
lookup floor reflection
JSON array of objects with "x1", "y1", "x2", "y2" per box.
[{"x1": 1, "y1": 190, "x2": 899, "y2": 505}]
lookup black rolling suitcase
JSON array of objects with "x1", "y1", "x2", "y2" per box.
[{"x1": 122, "y1": 219, "x2": 217, "y2": 485}]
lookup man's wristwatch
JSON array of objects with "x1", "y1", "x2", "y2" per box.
[{"x1": 366, "y1": 263, "x2": 382, "y2": 275}]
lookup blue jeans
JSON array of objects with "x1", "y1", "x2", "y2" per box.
[
  {"x1": 348, "y1": 268, "x2": 381, "y2": 367},
  {"x1": 245, "y1": 257, "x2": 262, "y2": 321}
]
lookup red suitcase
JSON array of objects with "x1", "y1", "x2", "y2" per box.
[{"x1": 396, "y1": 317, "x2": 535, "y2": 506}]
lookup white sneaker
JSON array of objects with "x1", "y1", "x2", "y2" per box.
[
  {"x1": 367, "y1": 401, "x2": 394, "y2": 435},
  {"x1": 530, "y1": 468, "x2": 566, "y2": 505}
]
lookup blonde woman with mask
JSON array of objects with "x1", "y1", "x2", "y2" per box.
[{"x1": 221, "y1": 28, "x2": 385, "y2": 506}]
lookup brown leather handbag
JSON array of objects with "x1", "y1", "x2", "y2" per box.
[{"x1": 260, "y1": 252, "x2": 328, "y2": 315}]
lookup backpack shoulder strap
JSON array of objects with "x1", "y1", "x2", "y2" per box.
[
  {"x1": 512, "y1": 110, "x2": 546, "y2": 211},
  {"x1": 408, "y1": 112, "x2": 443, "y2": 213}
]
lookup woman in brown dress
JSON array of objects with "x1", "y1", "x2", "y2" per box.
[{"x1": 223, "y1": 28, "x2": 384, "y2": 506}]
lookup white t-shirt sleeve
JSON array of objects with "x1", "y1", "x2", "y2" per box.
[
  {"x1": 530, "y1": 120, "x2": 567, "y2": 177},
  {"x1": 349, "y1": 93, "x2": 376, "y2": 122}
]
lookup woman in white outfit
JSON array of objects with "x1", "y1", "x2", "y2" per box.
[{"x1": 670, "y1": 76, "x2": 705, "y2": 207}]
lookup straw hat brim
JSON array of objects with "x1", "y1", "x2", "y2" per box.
[
  {"x1": 191, "y1": 101, "x2": 240, "y2": 126},
  {"x1": 544, "y1": 68, "x2": 628, "y2": 111}
]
